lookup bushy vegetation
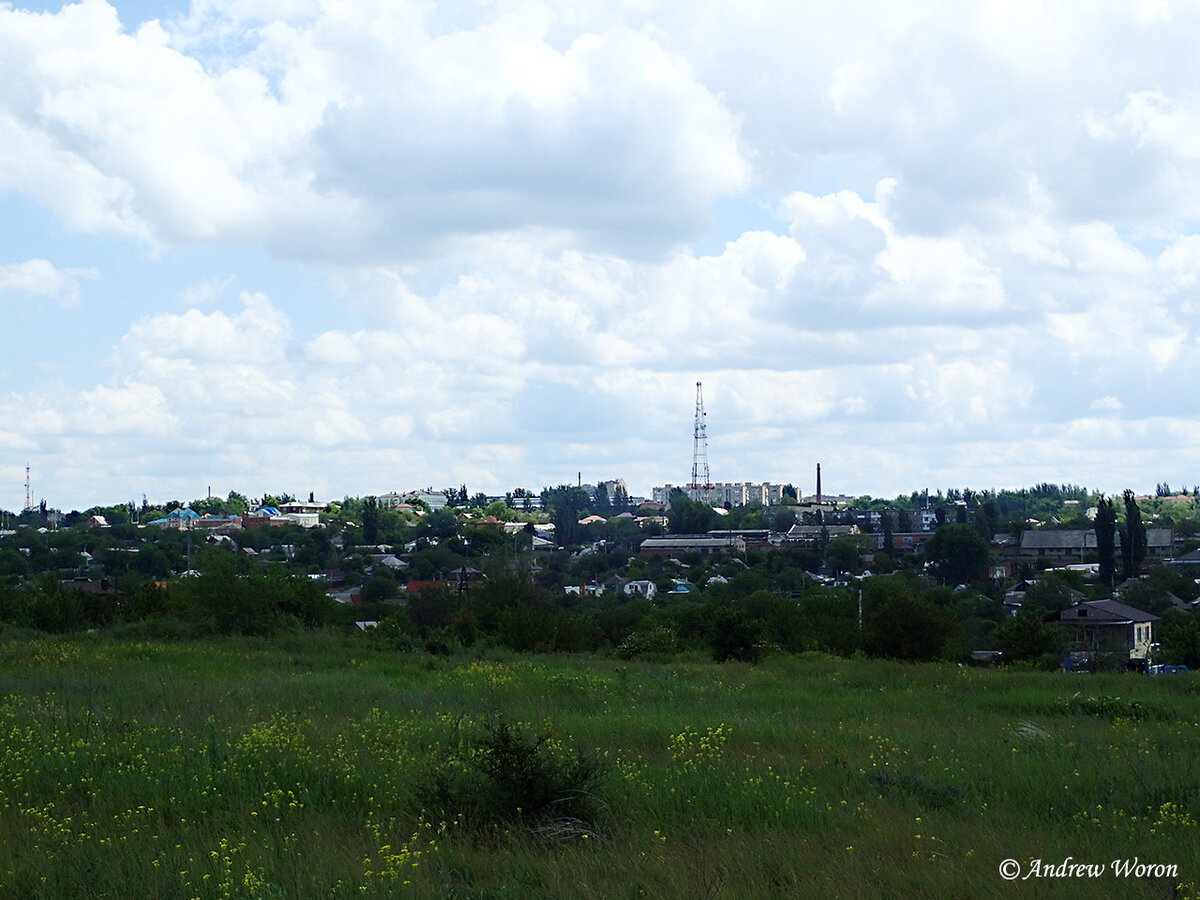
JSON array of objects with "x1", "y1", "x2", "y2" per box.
[
  {"x1": 424, "y1": 715, "x2": 606, "y2": 833},
  {"x1": 0, "y1": 637, "x2": 1197, "y2": 898},
  {"x1": 7, "y1": 482, "x2": 1200, "y2": 667}
]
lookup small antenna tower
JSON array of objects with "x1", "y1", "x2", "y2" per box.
[
  {"x1": 24, "y1": 464, "x2": 32, "y2": 512},
  {"x1": 690, "y1": 382, "x2": 713, "y2": 491}
]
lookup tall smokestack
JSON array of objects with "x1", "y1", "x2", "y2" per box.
[{"x1": 816, "y1": 464, "x2": 822, "y2": 505}]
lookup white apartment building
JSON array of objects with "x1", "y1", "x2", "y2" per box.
[
  {"x1": 652, "y1": 482, "x2": 789, "y2": 507},
  {"x1": 379, "y1": 489, "x2": 449, "y2": 510}
]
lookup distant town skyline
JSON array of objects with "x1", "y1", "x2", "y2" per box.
[
  {"x1": 5, "y1": 1, "x2": 1200, "y2": 509},
  {"x1": 8, "y1": 466, "x2": 1182, "y2": 517}
]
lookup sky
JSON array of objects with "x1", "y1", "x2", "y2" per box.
[{"x1": 4, "y1": 0, "x2": 1200, "y2": 511}]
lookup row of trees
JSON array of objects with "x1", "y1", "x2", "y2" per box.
[
  {"x1": 0, "y1": 550, "x2": 337, "y2": 638},
  {"x1": 1093, "y1": 491, "x2": 1147, "y2": 587},
  {"x1": 358, "y1": 552, "x2": 1200, "y2": 668},
  {"x1": 5, "y1": 507, "x2": 1200, "y2": 669},
  {"x1": 6, "y1": 478, "x2": 1200, "y2": 669}
]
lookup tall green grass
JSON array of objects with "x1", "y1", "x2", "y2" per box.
[{"x1": 0, "y1": 634, "x2": 1197, "y2": 898}]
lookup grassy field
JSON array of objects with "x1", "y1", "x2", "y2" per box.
[{"x1": 1, "y1": 631, "x2": 1198, "y2": 899}]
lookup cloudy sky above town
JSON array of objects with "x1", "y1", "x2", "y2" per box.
[{"x1": 4, "y1": 0, "x2": 1200, "y2": 509}]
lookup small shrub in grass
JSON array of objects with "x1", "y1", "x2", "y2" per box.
[
  {"x1": 424, "y1": 626, "x2": 457, "y2": 656},
  {"x1": 615, "y1": 623, "x2": 680, "y2": 659},
  {"x1": 372, "y1": 616, "x2": 419, "y2": 651},
  {"x1": 424, "y1": 715, "x2": 607, "y2": 834},
  {"x1": 1057, "y1": 692, "x2": 1151, "y2": 720}
]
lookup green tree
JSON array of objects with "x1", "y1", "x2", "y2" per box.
[
  {"x1": 1159, "y1": 612, "x2": 1200, "y2": 667},
  {"x1": 666, "y1": 491, "x2": 718, "y2": 535},
  {"x1": 824, "y1": 536, "x2": 863, "y2": 575},
  {"x1": 993, "y1": 612, "x2": 1063, "y2": 665},
  {"x1": 1094, "y1": 496, "x2": 1117, "y2": 586},
  {"x1": 925, "y1": 523, "x2": 991, "y2": 585},
  {"x1": 709, "y1": 601, "x2": 765, "y2": 663},
  {"x1": 863, "y1": 588, "x2": 953, "y2": 661},
  {"x1": 772, "y1": 505, "x2": 798, "y2": 531},
  {"x1": 1121, "y1": 490, "x2": 1147, "y2": 579},
  {"x1": 421, "y1": 509, "x2": 460, "y2": 542},
  {"x1": 408, "y1": 583, "x2": 460, "y2": 632},
  {"x1": 361, "y1": 566, "x2": 400, "y2": 602},
  {"x1": 542, "y1": 485, "x2": 591, "y2": 546},
  {"x1": 125, "y1": 541, "x2": 167, "y2": 579},
  {"x1": 1021, "y1": 569, "x2": 1084, "y2": 616},
  {"x1": 483, "y1": 500, "x2": 513, "y2": 521},
  {"x1": 362, "y1": 496, "x2": 380, "y2": 545},
  {"x1": 794, "y1": 589, "x2": 862, "y2": 656}
]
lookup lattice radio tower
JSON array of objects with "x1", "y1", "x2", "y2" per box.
[
  {"x1": 24, "y1": 463, "x2": 32, "y2": 512},
  {"x1": 690, "y1": 382, "x2": 713, "y2": 491}
]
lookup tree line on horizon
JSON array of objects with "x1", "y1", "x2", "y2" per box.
[{"x1": 3, "y1": 480, "x2": 1200, "y2": 670}]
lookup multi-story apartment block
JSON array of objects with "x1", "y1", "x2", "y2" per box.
[{"x1": 652, "y1": 482, "x2": 789, "y2": 507}]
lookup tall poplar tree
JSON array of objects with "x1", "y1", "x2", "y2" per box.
[
  {"x1": 1094, "y1": 496, "x2": 1116, "y2": 586},
  {"x1": 1121, "y1": 490, "x2": 1147, "y2": 580}
]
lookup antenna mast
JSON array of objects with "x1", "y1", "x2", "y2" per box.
[
  {"x1": 690, "y1": 381, "x2": 712, "y2": 492},
  {"x1": 24, "y1": 464, "x2": 32, "y2": 512}
]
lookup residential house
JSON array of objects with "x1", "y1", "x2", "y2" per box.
[
  {"x1": 1164, "y1": 593, "x2": 1200, "y2": 614},
  {"x1": 1168, "y1": 548, "x2": 1200, "y2": 569},
  {"x1": 1052, "y1": 599, "x2": 1159, "y2": 667},
  {"x1": 874, "y1": 532, "x2": 930, "y2": 555},
  {"x1": 147, "y1": 507, "x2": 200, "y2": 529},
  {"x1": 60, "y1": 577, "x2": 117, "y2": 597},
  {"x1": 447, "y1": 566, "x2": 483, "y2": 588},
  {"x1": 279, "y1": 500, "x2": 323, "y2": 528},
  {"x1": 623, "y1": 580, "x2": 658, "y2": 599},
  {"x1": 401, "y1": 489, "x2": 450, "y2": 510},
  {"x1": 1003, "y1": 579, "x2": 1033, "y2": 613},
  {"x1": 405, "y1": 580, "x2": 447, "y2": 595},
  {"x1": 563, "y1": 584, "x2": 603, "y2": 597},
  {"x1": 602, "y1": 574, "x2": 629, "y2": 595},
  {"x1": 192, "y1": 514, "x2": 244, "y2": 535},
  {"x1": 242, "y1": 506, "x2": 299, "y2": 528},
  {"x1": 370, "y1": 553, "x2": 408, "y2": 572}
]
